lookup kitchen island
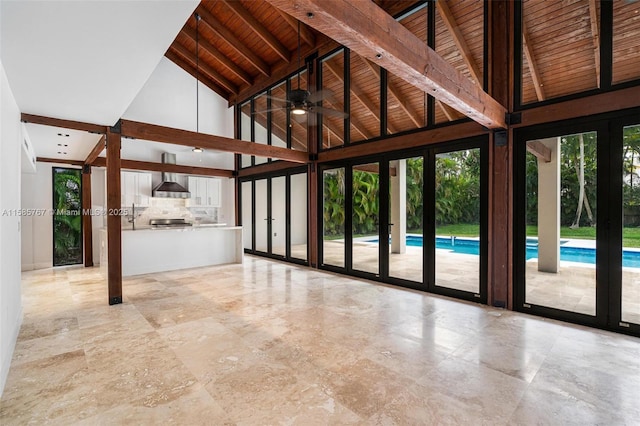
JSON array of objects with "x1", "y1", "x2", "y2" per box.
[{"x1": 100, "y1": 225, "x2": 243, "y2": 277}]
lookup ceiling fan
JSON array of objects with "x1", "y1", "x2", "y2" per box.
[{"x1": 254, "y1": 21, "x2": 348, "y2": 121}]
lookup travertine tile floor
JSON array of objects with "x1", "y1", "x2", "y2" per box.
[{"x1": 2, "y1": 256, "x2": 640, "y2": 424}]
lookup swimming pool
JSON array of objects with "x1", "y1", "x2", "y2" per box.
[{"x1": 371, "y1": 235, "x2": 640, "y2": 268}]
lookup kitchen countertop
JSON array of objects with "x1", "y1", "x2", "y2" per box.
[{"x1": 121, "y1": 223, "x2": 229, "y2": 231}]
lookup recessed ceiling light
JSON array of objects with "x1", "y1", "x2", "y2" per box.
[
  {"x1": 57, "y1": 133, "x2": 69, "y2": 137},
  {"x1": 192, "y1": 147, "x2": 203, "y2": 153}
]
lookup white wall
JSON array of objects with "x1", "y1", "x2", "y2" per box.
[
  {"x1": 122, "y1": 57, "x2": 236, "y2": 222},
  {"x1": 0, "y1": 58, "x2": 23, "y2": 396}
]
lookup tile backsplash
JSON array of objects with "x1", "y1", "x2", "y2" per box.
[{"x1": 121, "y1": 198, "x2": 218, "y2": 229}]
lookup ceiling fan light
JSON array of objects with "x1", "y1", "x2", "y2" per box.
[{"x1": 291, "y1": 107, "x2": 306, "y2": 115}]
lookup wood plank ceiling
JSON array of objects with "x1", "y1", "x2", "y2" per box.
[{"x1": 165, "y1": 0, "x2": 640, "y2": 143}]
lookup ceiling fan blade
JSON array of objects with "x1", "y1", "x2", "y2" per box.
[
  {"x1": 307, "y1": 89, "x2": 336, "y2": 103},
  {"x1": 264, "y1": 94, "x2": 290, "y2": 104},
  {"x1": 253, "y1": 107, "x2": 287, "y2": 114},
  {"x1": 309, "y1": 106, "x2": 348, "y2": 119}
]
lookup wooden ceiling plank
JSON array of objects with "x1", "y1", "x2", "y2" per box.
[
  {"x1": 223, "y1": 0, "x2": 290, "y2": 63},
  {"x1": 522, "y1": 21, "x2": 546, "y2": 102},
  {"x1": 363, "y1": 58, "x2": 422, "y2": 128},
  {"x1": 588, "y1": 0, "x2": 601, "y2": 88},
  {"x1": 21, "y1": 113, "x2": 107, "y2": 134},
  {"x1": 85, "y1": 135, "x2": 106, "y2": 165},
  {"x1": 197, "y1": 6, "x2": 271, "y2": 77},
  {"x1": 322, "y1": 98, "x2": 371, "y2": 140},
  {"x1": 435, "y1": 0, "x2": 482, "y2": 85},
  {"x1": 436, "y1": 99, "x2": 458, "y2": 121},
  {"x1": 182, "y1": 25, "x2": 253, "y2": 86},
  {"x1": 526, "y1": 141, "x2": 552, "y2": 163},
  {"x1": 170, "y1": 43, "x2": 239, "y2": 95},
  {"x1": 92, "y1": 157, "x2": 234, "y2": 178},
  {"x1": 275, "y1": 9, "x2": 316, "y2": 47},
  {"x1": 120, "y1": 119, "x2": 308, "y2": 164},
  {"x1": 265, "y1": 0, "x2": 506, "y2": 129}
]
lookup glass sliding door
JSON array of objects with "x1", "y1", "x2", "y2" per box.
[
  {"x1": 523, "y1": 132, "x2": 598, "y2": 316},
  {"x1": 352, "y1": 163, "x2": 380, "y2": 275},
  {"x1": 388, "y1": 157, "x2": 424, "y2": 283},
  {"x1": 271, "y1": 176, "x2": 286, "y2": 257},
  {"x1": 241, "y1": 181, "x2": 253, "y2": 251},
  {"x1": 433, "y1": 148, "x2": 482, "y2": 295},
  {"x1": 290, "y1": 172, "x2": 308, "y2": 261},
  {"x1": 622, "y1": 123, "x2": 640, "y2": 326},
  {"x1": 254, "y1": 179, "x2": 268, "y2": 253},
  {"x1": 322, "y1": 167, "x2": 346, "y2": 268}
]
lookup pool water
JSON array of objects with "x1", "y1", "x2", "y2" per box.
[{"x1": 381, "y1": 235, "x2": 640, "y2": 268}]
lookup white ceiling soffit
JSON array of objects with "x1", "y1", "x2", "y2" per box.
[
  {"x1": 26, "y1": 123, "x2": 102, "y2": 162},
  {"x1": 0, "y1": 0, "x2": 198, "y2": 127}
]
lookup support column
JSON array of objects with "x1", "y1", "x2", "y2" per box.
[
  {"x1": 106, "y1": 124, "x2": 122, "y2": 305},
  {"x1": 487, "y1": 0, "x2": 513, "y2": 308},
  {"x1": 81, "y1": 165, "x2": 93, "y2": 267},
  {"x1": 537, "y1": 137, "x2": 560, "y2": 272},
  {"x1": 390, "y1": 159, "x2": 406, "y2": 254}
]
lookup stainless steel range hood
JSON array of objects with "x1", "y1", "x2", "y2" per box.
[{"x1": 152, "y1": 153, "x2": 190, "y2": 198}]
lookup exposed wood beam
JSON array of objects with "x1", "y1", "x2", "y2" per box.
[
  {"x1": 223, "y1": 0, "x2": 290, "y2": 63},
  {"x1": 266, "y1": 0, "x2": 507, "y2": 129},
  {"x1": 435, "y1": 0, "x2": 482, "y2": 85},
  {"x1": 526, "y1": 141, "x2": 552, "y2": 163},
  {"x1": 165, "y1": 51, "x2": 230, "y2": 99},
  {"x1": 120, "y1": 119, "x2": 308, "y2": 164},
  {"x1": 81, "y1": 167, "x2": 93, "y2": 267},
  {"x1": 363, "y1": 59, "x2": 422, "y2": 128},
  {"x1": 106, "y1": 127, "x2": 122, "y2": 305},
  {"x1": 197, "y1": 5, "x2": 270, "y2": 77},
  {"x1": 85, "y1": 135, "x2": 105, "y2": 165},
  {"x1": 170, "y1": 43, "x2": 239, "y2": 95},
  {"x1": 182, "y1": 25, "x2": 253, "y2": 86},
  {"x1": 318, "y1": 121, "x2": 486, "y2": 163},
  {"x1": 21, "y1": 113, "x2": 107, "y2": 134},
  {"x1": 522, "y1": 21, "x2": 545, "y2": 101},
  {"x1": 93, "y1": 157, "x2": 234, "y2": 178},
  {"x1": 237, "y1": 160, "x2": 302, "y2": 178},
  {"x1": 516, "y1": 85, "x2": 640, "y2": 128},
  {"x1": 325, "y1": 60, "x2": 398, "y2": 134},
  {"x1": 588, "y1": 0, "x2": 601, "y2": 88},
  {"x1": 275, "y1": 9, "x2": 316, "y2": 47},
  {"x1": 36, "y1": 157, "x2": 84, "y2": 167}
]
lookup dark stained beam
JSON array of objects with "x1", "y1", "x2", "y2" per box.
[
  {"x1": 21, "y1": 113, "x2": 107, "y2": 134},
  {"x1": 197, "y1": 5, "x2": 270, "y2": 77},
  {"x1": 266, "y1": 0, "x2": 507, "y2": 129},
  {"x1": 526, "y1": 141, "x2": 552, "y2": 163},
  {"x1": 81, "y1": 166, "x2": 93, "y2": 267},
  {"x1": 106, "y1": 127, "x2": 122, "y2": 305},
  {"x1": 236, "y1": 160, "x2": 301, "y2": 177},
  {"x1": 170, "y1": 42, "x2": 239, "y2": 95},
  {"x1": 92, "y1": 157, "x2": 234, "y2": 178},
  {"x1": 36, "y1": 157, "x2": 84, "y2": 167},
  {"x1": 223, "y1": 0, "x2": 290, "y2": 63},
  {"x1": 85, "y1": 135, "x2": 105, "y2": 165},
  {"x1": 120, "y1": 119, "x2": 308, "y2": 164},
  {"x1": 319, "y1": 121, "x2": 487, "y2": 163},
  {"x1": 182, "y1": 25, "x2": 253, "y2": 86},
  {"x1": 165, "y1": 50, "x2": 230, "y2": 99},
  {"x1": 275, "y1": 9, "x2": 316, "y2": 47},
  {"x1": 517, "y1": 85, "x2": 640, "y2": 128},
  {"x1": 522, "y1": 21, "x2": 545, "y2": 101}
]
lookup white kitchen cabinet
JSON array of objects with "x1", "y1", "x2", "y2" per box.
[
  {"x1": 187, "y1": 176, "x2": 221, "y2": 207},
  {"x1": 121, "y1": 171, "x2": 152, "y2": 207}
]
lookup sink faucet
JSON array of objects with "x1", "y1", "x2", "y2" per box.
[{"x1": 127, "y1": 203, "x2": 138, "y2": 230}]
